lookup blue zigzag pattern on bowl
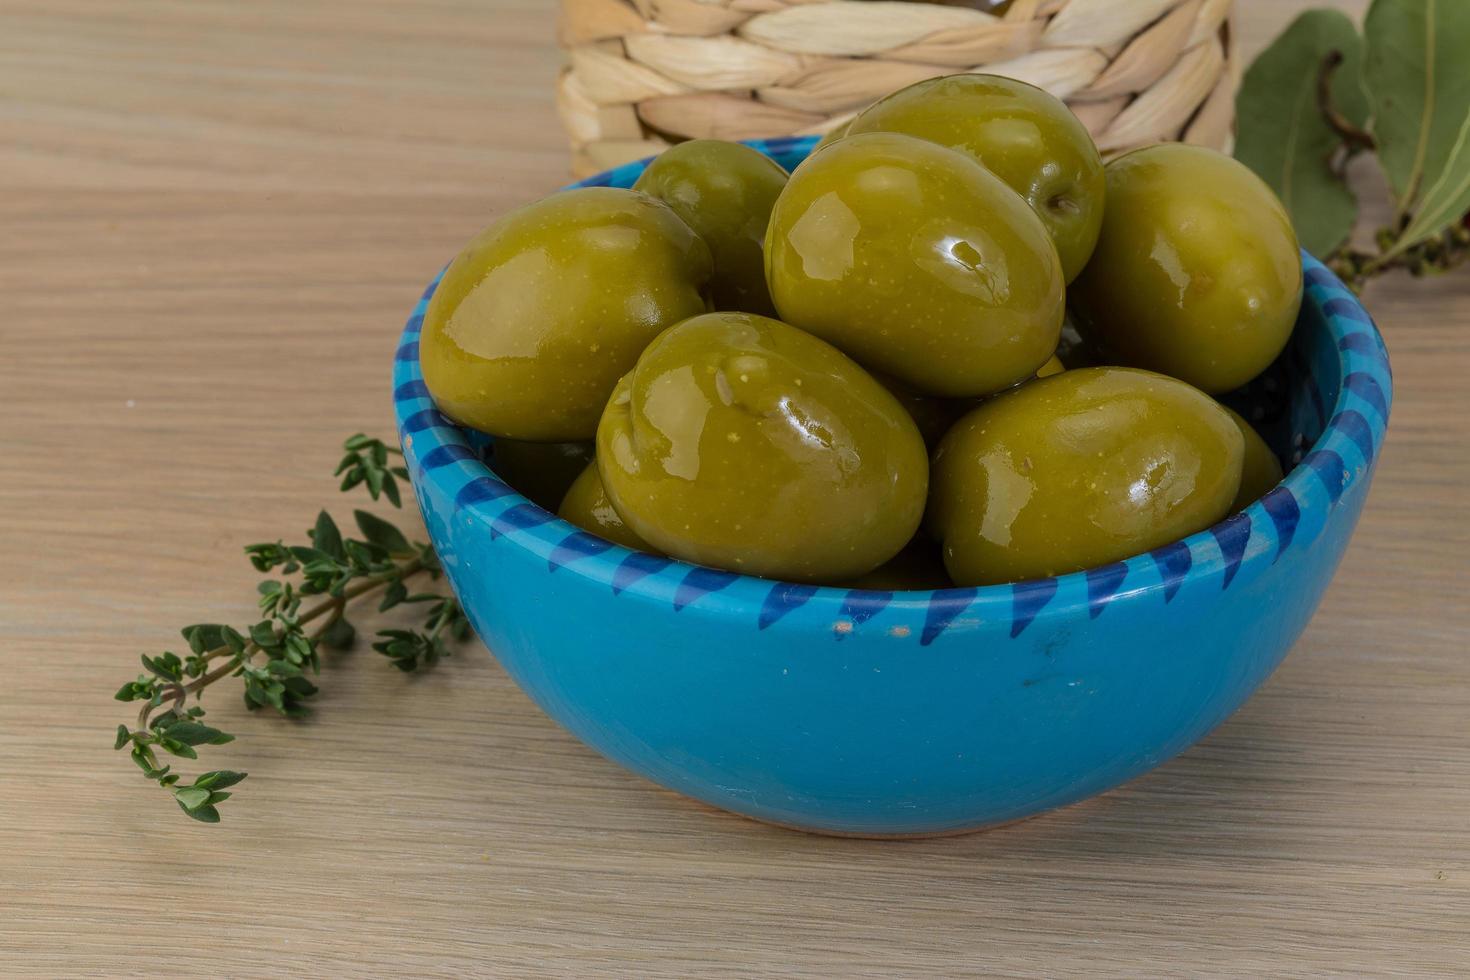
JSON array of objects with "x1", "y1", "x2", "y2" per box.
[
  {"x1": 611, "y1": 552, "x2": 672, "y2": 595},
  {"x1": 1259, "y1": 487, "x2": 1300, "y2": 560},
  {"x1": 392, "y1": 139, "x2": 1392, "y2": 647},
  {"x1": 922, "y1": 589, "x2": 980, "y2": 646},
  {"x1": 547, "y1": 530, "x2": 615, "y2": 572},
  {"x1": 835, "y1": 590, "x2": 891, "y2": 638},
  {"x1": 760, "y1": 583, "x2": 821, "y2": 631},
  {"x1": 1085, "y1": 563, "x2": 1130, "y2": 619},
  {"x1": 1148, "y1": 541, "x2": 1193, "y2": 602}
]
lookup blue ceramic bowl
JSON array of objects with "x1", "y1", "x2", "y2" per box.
[{"x1": 393, "y1": 137, "x2": 1392, "y2": 836}]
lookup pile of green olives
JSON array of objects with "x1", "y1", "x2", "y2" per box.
[{"x1": 421, "y1": 74, "x2": 1302, "y2": 589}]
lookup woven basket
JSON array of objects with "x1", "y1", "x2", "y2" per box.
[{"x1": 557, "y1": 0, "x2": 1238, "y2": 177}]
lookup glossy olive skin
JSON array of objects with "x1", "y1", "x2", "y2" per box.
[
  {"x1": 766, "y1": 132, "x2": 1065, "y2": 398},
  {"x1": 491, "y1": 439, "x2": 593, "y2": 512},
  {"x1": 558, "y1": 461, "x2": 653, "y2": 552},
  {"x1": 597, "y1": 312, "x2": 929, "y2": 582},
  {"x1": 848, "y1": 74, "x2": 1105, "y2": 282},
  {"x1": 845, "y1": 538, "x2": 952, "y2": 590},
  {"x1": 634, "y1": 140, "x2": 788, "y2": 316},
  {"x1": 421, "y1": 187, "x2": 712, "y2": 440},
  {"x1": 812, "y1": 120, "x2": 850, "y2": 153},
  {"x1": 1224, "y1": 406, "x2": 1283, "y2": 511},
  {"x1": 929, "y1": 367, "x2": 1245, "y2": 586},
  {"x1": 1071, "y1": 144, "x2": 1303, "y2": 395},
  {"x1": 964, "y1": 352, "x2": 1064, "y2": 410}
]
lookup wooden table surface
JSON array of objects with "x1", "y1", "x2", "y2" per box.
[{"x1": 3, "y1": 1, "x2": 1467, "y2": 975}]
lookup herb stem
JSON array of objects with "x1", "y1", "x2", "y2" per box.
[
  {"x1": 309, "y1": 597, "x2": 348, "y2": 644},
  {"x1": 137, "y1": 682, "x2": 187, "y2": 729},
  {"x1": 331, "y1": 556, "x2": 426, "y2": 606},
  {"x1": 133, "y1": 556, "x2": 429, "y2": 733},
  {"x1": 116, "y1": 434, "x2": 467, "y2": 821}
]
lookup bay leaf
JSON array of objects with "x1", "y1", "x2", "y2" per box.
[
  {"x1": 1387, "y1": 110, "x2": 1470, "y2": 255},
  {"x1": 1363, "y1": 0, "x2": 1470, "y2": 212},
  {"x1": 1235, "y1": 9, "x2": 1369, "y2": 257}
]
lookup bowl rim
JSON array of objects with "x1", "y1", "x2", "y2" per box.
[{"x1": 393, "y1": 137, "x2": 1393, "y2": 638}]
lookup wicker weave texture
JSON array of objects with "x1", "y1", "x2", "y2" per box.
[{"x1": 557, "y1": 0, "x2": 1238, "y2": 176}]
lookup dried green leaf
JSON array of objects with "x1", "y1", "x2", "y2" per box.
[
  {"x1": 1364, "y1": 0, "x2": 1470, "y2": 213},
  {"x1": 1235, "y1": 9, "x2": 1367, "y2": 256},
  {"x1": 1388, "y1": 111, "x2": 1470, "y2": 254}
]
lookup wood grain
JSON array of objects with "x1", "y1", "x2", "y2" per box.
[{"x1": 2, "y1": 1, "x2": 1467, "y2": 975}]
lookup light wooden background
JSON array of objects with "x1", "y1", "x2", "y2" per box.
[{"x1": 2, "y1": 1, "x2": 1467, "y2": 975}]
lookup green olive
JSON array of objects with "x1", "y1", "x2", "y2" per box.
[
  {"x1": 1070, "y1": 143, "x2": 1303, "y2": 394},
  {"x1": 965, "y1": 352, "x2": 1064, "y2": 409},
  {"x1": 929, "y1": 367, "x2": 1244, "y2": 586},
  {"x1": 847, "y1": 73, "x2": 1105, "y2": 281},
  {"x1": 490, "y1": 439, "x2": 593, "y2": 512},
  {"x1": 1224, "y1": 406, "x2": 1283, "y2": 511},
  {"x1": 812, "y1": 120, "x2": 851, "y2": 153},
  {"x1": 597, "y1": 312, "x2": 929, "y2": 582},
  {"x1": 766, "y1": 132, "x2": 1065, "y2": 398},
  {"x1": 634, "y1": 140, "x2": 788, "y2": 316},
  {"x1": 844, "y1": 538, "x2": 953, "y2": 590},
  {"x1": 421, "y1": 187, "x2": 712, "y2": 440},
  {"x1": 558, "y1": 461, "x2": 654, "y2": 552}
]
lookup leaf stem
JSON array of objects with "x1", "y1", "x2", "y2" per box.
[{"x1": 1316, "y1": 50, "x2": 1376, "y2": 154}]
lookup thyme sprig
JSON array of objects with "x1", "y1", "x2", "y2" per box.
[{"x1": 114, "y1": 435, "x2": 469, "y2": 822}]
